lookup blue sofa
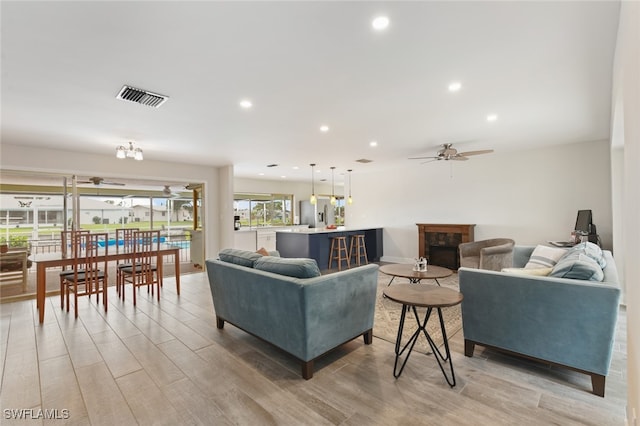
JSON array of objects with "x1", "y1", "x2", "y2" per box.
[
  {"x1": 459, "y1": 244, "x2": 620, "y2": 396},
  {"x1": 205, "y1": 249, "x2": 379, "y2": 379}
]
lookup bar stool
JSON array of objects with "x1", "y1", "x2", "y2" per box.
[
  {"x1": 349, "y1": 234, "x2": 369, "y2": 267},
  {"x1": 328, "y1": 236, "x2": 350, "y2": 271}
]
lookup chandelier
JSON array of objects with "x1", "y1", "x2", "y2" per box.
[{"x1": 116, "y1": 141, "x2": 143, "y2": 161}]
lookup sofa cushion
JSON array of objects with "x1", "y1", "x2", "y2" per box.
[
  {"x1": 218, "y1": 248, "x2": 262, "y2": 268},
  {"x1": 524, "y1": 245, "x2": 567, "y2": 269},
  {"x1": 254, "y1": 256, "x2": 321, "y2": 278},
  {"x1": 549, "y1": 252, "x2": 604, "y2": 281}
]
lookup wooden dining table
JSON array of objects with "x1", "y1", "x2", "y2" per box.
[{"x1": 32, "y1": 246, "x2": 181, "y2": 324}]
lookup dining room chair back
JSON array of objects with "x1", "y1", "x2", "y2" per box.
[
  {"x1": 120, "y1": 230, "x2": 161, "y2": 306},
  {"x1": 63, "y1": 232, "x2": 108, "y2": 318},
  {"x1": 59, "y1": 229, "x2": 91, "y2": 309},
  {"x1": 116, "y1": 228, "x2": 139, "y2": 254},
  {"x1": 115, "y1": 228, "x2": 139, "y2": 295}
]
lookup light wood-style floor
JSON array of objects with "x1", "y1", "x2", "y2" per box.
[{"x1": 0, "y1": 272, "x2": 627, "y2": 425}]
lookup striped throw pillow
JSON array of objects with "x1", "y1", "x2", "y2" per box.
[{"x1": 524, "y1": 245, "x2": 567, "y2": 269}]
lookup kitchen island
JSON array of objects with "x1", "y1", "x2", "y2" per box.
[{"x1": 276, "y1": 227, "x2": 383, "y2": 270}]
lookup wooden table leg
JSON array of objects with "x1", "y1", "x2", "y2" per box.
[
  {"x1": 174, "y1": 250, "x2": 180, "y2": 295},
  {"x1": 37, "y1": 264, "x2": 46, "y2": 324}
]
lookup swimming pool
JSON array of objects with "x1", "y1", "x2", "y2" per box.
[{"x1": 96, "y1": 236, "x2": 167, "y2": 247}]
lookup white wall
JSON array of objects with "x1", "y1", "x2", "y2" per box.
[
  {"x1": 612, "y1": 1, "x2": 640, "y2": 421},
  {"x1": 0, "y1": 144, "x2": 222, "y2": 259},
  {"x1": 349, "y1": 140, "x2": 613, "y2": 263}
]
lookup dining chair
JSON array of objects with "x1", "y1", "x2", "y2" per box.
[
  {"x1": 115, "y1": 228, "x2": 139, "y2": 296},
  {"x1": 119, "y1": 230, "x2": 161, "y2": 306},
  {"x1": 63, "y1": 232, "x2": 109, "y2": 318},
  {"x1": 59, "y1": 229, "x2": 90, "y2": 309}
]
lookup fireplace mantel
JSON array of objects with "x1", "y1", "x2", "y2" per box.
[{"x1": 417, "y1": 223, "x2": 475, "y2": 269}]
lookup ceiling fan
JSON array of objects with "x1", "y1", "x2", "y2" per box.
[
  {"x1": 77, "y1": 176, "x2": 125, "y2": 186},
  {"x1": 409, "y1": 143, "x2": 494, "y2": 163},
  {"x1": 162, "y1": 185, "x2": 181, "y2": 197}
]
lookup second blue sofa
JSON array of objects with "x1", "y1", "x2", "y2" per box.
[{"x1": 206, "y1": 249, "x2": 379, "y2": 379}]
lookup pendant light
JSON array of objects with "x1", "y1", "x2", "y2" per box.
[
  {"x1": 330, "y1": 166, "x2": 337, "y2": 206},
  {"x1": 347, "y1": 169, "x2": 353, "y2": 204},
  {"x1": 309, "y1": 163, "x2": 317, "y2": 205}
]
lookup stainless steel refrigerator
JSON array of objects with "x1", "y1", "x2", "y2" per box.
[{"x1": 299, "y1": 199, "x2": 334, "y2": 228}]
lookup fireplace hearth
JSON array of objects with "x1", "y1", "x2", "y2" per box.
[{"x1": 417, "y1": 223, "x2": 475, "y2": 270}]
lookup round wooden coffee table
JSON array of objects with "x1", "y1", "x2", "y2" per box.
[
  {"x1": 383, "y1": 284, "x2": 463, "y2": 386},
  {"x1": 379, "y1": 263, "x2": 453, "y2": 286}
]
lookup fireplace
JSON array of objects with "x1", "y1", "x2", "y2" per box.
[
  {"x1": 417, "y1": 223, "x2": 475, "y2": 270},
  {"x1": 429, "y1": 245, "x2": 459, "y2": 270}
]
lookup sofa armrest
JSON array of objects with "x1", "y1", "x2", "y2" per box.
[
  {"x1": 302, "y1": 264, "x2": 379, "y2": 359},
  {"x1": 459, "y1": 267, "x2": 620, "y2": 375}
]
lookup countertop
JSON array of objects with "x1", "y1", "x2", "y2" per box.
[{"x1": 276, "y1": 226, "x2": 381, "y2": 235}]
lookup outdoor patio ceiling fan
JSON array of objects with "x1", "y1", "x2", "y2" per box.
[
  {"x1": 162, "y1": 185, "x2": 181, "y2": 198},
  {"x1": 409, "y1": 143, "x2": 494, "y2": 163},
  {"x1": 77, "y1": 176, "x2": 125, "y2": 186}
]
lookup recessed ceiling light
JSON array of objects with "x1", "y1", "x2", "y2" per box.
[
  {"x1": 281, "y1": 176, "x2": 286, "y2": 179},
  {"x1": 239, "y1": 99, "x2": 253, "y2": 109},
  {"x1": 487, "y1": 114, "x2": 498, "y2": 122},
  {"x1": 448, "y1": 82, "x2": 462, "y2": 92},
  {"x1": 372, "y1": 16, "x2": 389, "y2": 31},
  {"x1": 292, "y1": 166, "x2": 299, "y2": 170},
  {"x1": 320, "y1": 125, "x2": 329, "y2": 132},
  {"x1": 369, "y1": 141, "x2": 378, "y2": 147},
  {"x1": 258, "y1": 173, "x2": 264, "y2": 176}
]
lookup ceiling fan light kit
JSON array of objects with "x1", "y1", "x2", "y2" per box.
[{"x1": 116, "y1": 141, "x2": 143, "y2": 161}]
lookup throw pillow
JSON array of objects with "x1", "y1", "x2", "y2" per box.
[
  {"x1": 256, "y1": 247, "x2": 270, "y2": 256},
  {"x1": 501, "y1": 267, "x2": 553, "y2": 276},
  {"x1": 524, "y1": 245, "x2": 567, "y2": 269},
  {"x1": 254, "y1": 256, "x2": 321, "y2": 278},
  {"x1": 218, "y1": 248, "x2": 262, "y2": 268},
  {"x1": 565, "y1": 242, "x2": 607, "y2": 268},
  {"x1": 549, "y1": 252, "x2": 604, "y2": 281}
]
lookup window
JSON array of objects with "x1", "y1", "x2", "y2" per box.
[
  {"x1": 234, "y1": 193, "x2": 293, "y2": 227},
  {"x1": 333, "y1": 197, "x2": 345, "y2": 225}
]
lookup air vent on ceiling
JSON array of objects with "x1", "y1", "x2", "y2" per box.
[
  {"x1": 355, "y1": 159, "x2": 373, "y2": 163},
  {"x1": 266, "y1": 164, "x2": 279, "y2": 168},
  {"x1": 116, "y1": 85, "x2": 169, "y2": 108}
]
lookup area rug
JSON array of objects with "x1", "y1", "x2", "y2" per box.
[{"x1": 373, "y1": 270, "x2": 462, "y2": 353}]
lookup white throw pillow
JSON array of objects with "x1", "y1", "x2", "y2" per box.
[
  {"x1": 502, "y1": 267, "x2": 553, "y2": 276},
  {"x1": 524, "y1": 245, "x2": 567, "y2": 269}
]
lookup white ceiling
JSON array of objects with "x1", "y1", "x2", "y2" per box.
[{"x1": 1, "y1": 1, "x2": 620, "y2": 182}]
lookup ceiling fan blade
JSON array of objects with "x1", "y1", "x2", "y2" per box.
[
  {"x1": 408, "y1": 156, "x2": 440, "y2": 160},
  {"x1": 457, "y1": 149, "x2": 494, "y2": 157},
  {"x1": 451, "y1": 156, "x2": 469, "y2": 161},
  {"x1": 102, "y1": 181, "x2": 126, "y2": 186}
]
